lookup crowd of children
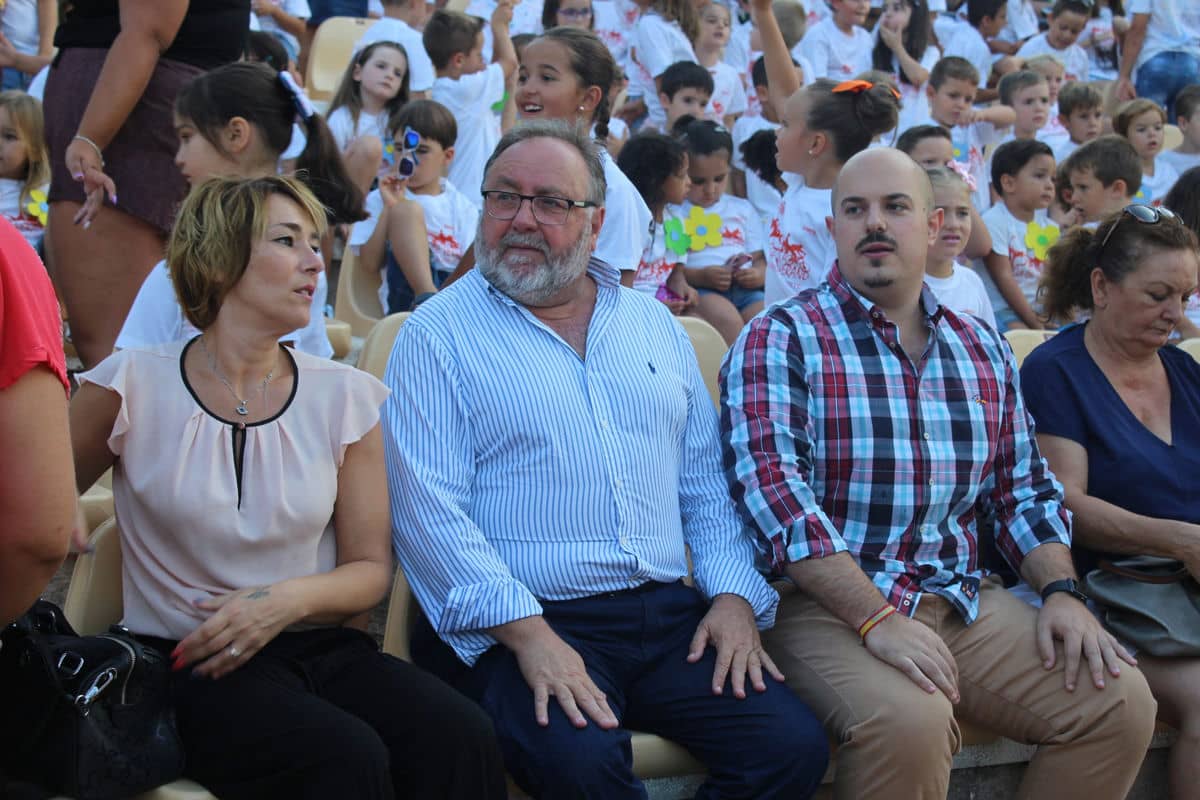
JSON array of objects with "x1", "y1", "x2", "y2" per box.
[{"x1": 10, "y1": 0, "x2": 1200, "y2": 358}]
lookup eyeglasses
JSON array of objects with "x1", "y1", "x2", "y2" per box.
[
  {"x1": 481, "y1": 190, "x2": 598, "y2": 225},
  {"x1": 558, "y1": 6, "x2": 592, "y2": 17},
  {"x1": 1098, "y1": 204, "x2": 1177, "y2": 254}
]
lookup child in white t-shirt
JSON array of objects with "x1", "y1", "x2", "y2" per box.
[
  {"x1": 630, "y1": 1, "x2": 699, "y2": 131},
  {"x1": 426, "y1": 4, "x2": 518, "y2": 204},
  {"x1": 1015, "y1": 1, "x2": 1091, "y2": 82},
  {"x1": 980, "y1": 138, "x2": 1059, "y2": 330},
  {"x1": 351, "y1": 100, "x2": 479, "y2": 313},
  {"x1": 252, "y1": 0, "x2": 311, "y2": 63},
  {"x1": 692, "y1": 1, "x2": 747, "y2": 128},
  {"x1": 996, "y1": 0, "x2": 1039, "y2": 50},
  {"x1": 677, "y1": 119, "x2": 765, "y2": 327},
  {"x1": 0, "y1": 91, "x2": 49, "y2": 251},
  {"x1": 326, "y1": 40, "x2": 412, "y2": 194},
  {"x1": 1116, "y1": 98, "x2": 1181, "y2": 206},
  {"x1": 924, "y1": 165, "x2": 996, "y2": 328},
  {"x1": 1161, "y1": 85, "x2": 1200, "y2": 176},
  {"x1": 1049, "y1": 80, "x2": 1104, "y2": 163},
  {"x1": 940, "y1": 1, "x2": 1008, "y2": 95},
  {"x1": 873, "y1": 0, "x2": 941, "y2": 135},
  {"x1": 794, "y1": 0, "x2": 874, "y2": 80},
  {"x1": 924, "y1": 56, "x2": 1015, "y2": 212},
  {"x1": 1023, "y1": 54, "x2": 1070, "y2": 144}
]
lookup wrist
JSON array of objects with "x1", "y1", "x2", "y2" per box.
[
  {"x1": 857, "y1": 602, "x2": 896, "y2": 641},
  {"x1": 1040, "y1": 578, "x2": 1088, "y2": 605}
]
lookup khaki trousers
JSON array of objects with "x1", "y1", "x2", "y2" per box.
[{"x1": 762, "y1": 577, "x2": 1158, "y2": 800}]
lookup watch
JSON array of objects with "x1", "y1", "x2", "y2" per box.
[{"x1": 1040, "y1": 578, "x2": 1088, "y2": 604}]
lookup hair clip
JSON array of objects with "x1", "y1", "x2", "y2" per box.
[
  {"x1": 278, "y1": 71, "x2": 316, "y2": 121},
  {"x1": 832, "y1": 79, "x2": 901, "y2": 100},
  {"x1": 944, "y1": 159, "x2": 977, "y2": 192}
]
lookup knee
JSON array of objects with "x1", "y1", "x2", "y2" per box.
[
  {"x1": 503, "y1": 728, "x2": 631, "y2": 795},
  {"x1": 1096, "y1": 668, "x2": 1158, "y2": 747},
  {"x1": 753, "y1": 702, "x2": 831, "y2": 794},
  {"x1": 845, "y1": 689, "x2": 957, "y2": 768}
]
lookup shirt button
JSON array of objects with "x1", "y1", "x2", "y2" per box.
[
  {"x1": 614, "y1": 479, "x2": 624, "y2": 489},
  {"x1": 929, "y1": 478, "x2": 936, "y2": 486},
  {"x1": 619, "y1": 535, "x2": 629, "y2": 547},
  {"x1": 598, "y1": 419, "x2": 609, "y2": 430},
  {"x1": 923, "y1": 432, "x2": 931, "y2": 440}
]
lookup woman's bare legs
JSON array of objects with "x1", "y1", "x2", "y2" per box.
[
  {"x1": 46, "y1": 201, "x2": 165, "y2": 368},
  {"x1": 690, "y1": 293, "x2": 745, "y2": 345},
  {"x1": 1138, "y1": 655, "x2": 1200, "y2": 800}
]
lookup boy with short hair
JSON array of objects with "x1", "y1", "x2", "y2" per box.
[
  {"x1": 351, "y1": 99, "x2": 480, "y2": 313},
  {"x1": 425, "y1": 2, "x2": 517, "y2": 205},
  {"x1": 941, "y1": 0, "x2": 1011, "y2": 98},
  {"x1": 1023, "y1": 54, "x2": 1072, "y2": 145},
  {"x1": 980, "y1": 138, "x2": 1059, "y2": 330},
  {"x1": 997, "y1": 70, "x2": 1050, "y2": 141},
  {"x1": 1052, "y1": 81, "x2": 1104, "y2": 162},
  {"x1": 924, "y1": 55, "x2": 1017, "y2": 211},
  {"x1": 1015, "y1": 0, "x2": 1091, "y2": 82},
  {"x1": 658, "y1": 61, "x2": 714, "y2": 133},
  {"x1": 1161, "y1": 84, "x2": 1200, "y2": 175},
  {"x1": 1062, "y1": 134, "x2": 1142, "y2": 224}
]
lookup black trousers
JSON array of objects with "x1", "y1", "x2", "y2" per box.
[{"x1": 147, "y1": 627, "x2": 506, "y2": 800}]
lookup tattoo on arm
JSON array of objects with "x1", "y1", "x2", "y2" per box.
[{"x1": 245, "y1": 588, "x2": 270, "y2": 600}]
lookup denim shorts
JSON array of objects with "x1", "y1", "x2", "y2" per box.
[{"x1": 698, "y1": 284, "x2": 765, "y2": 313}]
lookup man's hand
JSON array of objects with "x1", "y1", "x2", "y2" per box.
[
  {"x1": 508, "y1": 623, "x2": 619, "y2": 729},
  {"x1": 1115, "y1": 77, "x2": 1136, "y2": 103},
  {"x1": 1037, "y1": 593, "x2": 1136, "y2": 692},
  {"x1": 863, "y1": 612, "x2": 960, "y2": 702},
  {"x1": 687, "y1": 594, "x2": 784, "y2": 698}
]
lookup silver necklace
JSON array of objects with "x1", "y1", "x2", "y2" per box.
[{"x1": 199, "y1": 336, "x2": 274, "y2": 417}]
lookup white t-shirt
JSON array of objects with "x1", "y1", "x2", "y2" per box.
[
  {"x1": 998, "y1": 0, "x2": 1039, "y2": 44},
  {"x1": 1050, "y1": 136, "x2": 1078, "y2": 165},
  {"x1": 1126, "y1": 0, "x2": 1200, "y2": 80},
  {"x1": 0, "y1": 178, "x2": 46, "y2": 251},
  {"x1": 732, "y1": 114, "x2": 781, "y2": 225},
  {"x1": 944, "y1": 119, "x2": 1005, "y2": 212},
  {"x1": 1160, "y1": 150, "x2": 1200, "y2": 177},
  {"x1": 1016, "y1": 34, "x2": 1089, "y2": 83},
  {"x1": 706, "y1": 61, "x2": 748, "y2": 122},
  {"x1": 433, "y1": 63, "x2": 506, "y2": 206},
  {"x1": 596, "y1": 148, "x2": 653, "y2": 273},
  {"x1": 793, "y1": 18, "x2": 874, "y2": 81},
  {"x1": 886, "y1": 45, "x2": 941, "y2": 139},
  {"x1": 764, "y1": 181, "x2": 834, "y2": 306},
  {"x1": 941, "y1": 23, "x2": 992, "y2": 88},
  {"x1": 631, "y1": 12, "x2": 697, "y2": 131},
  {"x1": 677, "y1": 194, "x2": 764, "y2": 269},
  {"x1": 1135, "y1": 158, "x2": 1181, "y2": 206},
  {"x1": 355, "y1": 18, "x2": 437, "y2": 93},
  {"x1": 253, "y1": 0, "x2": 311, "y2": 60},
  {"x1": 925, "y1": 265, "x2": 997, "y2": 329},
  {"x1": 980, "y1": 203, "x2": 1058, "y2": 317},
  {"x1": 116, "y1": 262, "x2": 333, "y2": 359},
  {"x1": 1080, "y1": 10, "x2": 1120, "y2": 81},
  {"x1": 2, "y1": 0, "x2": 41, "y2": 58},
  {"x1": 325, "y1": 106, "x2": 390, "y2": 152},
  {"x1": 594, "y1": 0, "x2": 636, "y2": 71},
  {"x1": 631, "y1": 215, "x2": 680, "y2": 296}
]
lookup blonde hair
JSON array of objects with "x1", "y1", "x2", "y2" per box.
[
  {"x1": 0, "y1": 91, "x2": 49, "y2": 205},
  {"x1": 168, "y1": 176, "x2": 328, "y2": 330},
  {"x1": 1023, "y1": 54, "x2": 1065, "y2": 78}
]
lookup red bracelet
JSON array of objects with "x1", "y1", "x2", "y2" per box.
[{"x1": 857, "y1": 603, "x2": 896, "y2": 640}]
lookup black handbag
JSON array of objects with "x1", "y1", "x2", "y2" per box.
[{"x1": 0, "y1": 599, "x2": 185, "y2": 800}]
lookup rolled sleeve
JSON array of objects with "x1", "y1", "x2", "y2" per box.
[
  {"x1": 720, "y1": 313, "x2": 849, "y2": 575},
  {"x1": 383, "y1": 319, "x2": 542, "y2": 665},
  {"x1": 984, "y1": 346, "x2": 1072, "y2": 573}
]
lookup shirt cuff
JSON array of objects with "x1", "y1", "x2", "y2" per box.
[
  {"x1": 440, "y1": 579, "x2": 544, "y2": 637},
  {"x1": 693, "y1": 562, "x2": 780, "y2": 629}
]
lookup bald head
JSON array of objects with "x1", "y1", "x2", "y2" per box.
[{"x1": 831, "y1": 148, "x2": 934, "y2": 216}]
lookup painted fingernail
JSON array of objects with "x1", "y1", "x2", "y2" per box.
[
  {"x1": 171, "y1": 657, "x2": 185, "y2": 672},
  {"x1": 110, "y1": 194, "x2": 117, "y2": 203},
  {"x1": 170, "y1": 645, "x2": 182, "y2": 659},
  {"x1": 72, "y1": 172, "x2": 83, "y2": 180},
  {"x1": 82, "y1": 220, "x2": 91, "y2": 230}
]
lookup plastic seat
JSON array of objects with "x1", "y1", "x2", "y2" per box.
[
  {"x1": 356, "y1": 312, "x2": 411, "y2": 379},
  {"x1": 324, "y1": 317, "x2": 352, "y2": 359},
  {"x1": 1175, "y1": 337, "x2": 1200, "y2": 363},
  {"x1": 304, "y1": 16, "x2": 375, "y2": 103},
  {"x1": 62, "y1": 519, "x2": 219, "y2": 800},
  {"x1": 1003, "y1": 328, "x2": 1052, "y2": 367},
  {"x1": 678, "y1": 316, "x2": 728, "y2": 409},
  {"x1": 334, "y1": 248, "x2": 384, "y2": 338}
]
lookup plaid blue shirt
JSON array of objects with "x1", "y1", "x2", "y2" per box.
[{"x1": 720, "y1": 265, "x2": 1071, "y2": 622}]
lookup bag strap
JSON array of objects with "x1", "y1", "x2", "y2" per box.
[{"x1": 1098, "y1": 559, "x2": 1191, "y2": 584}]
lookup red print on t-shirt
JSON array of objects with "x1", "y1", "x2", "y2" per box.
[
  {"x1": 721, "y1": 227, "x2": 744, "y2": 245},
  {"x1": 769, "y1": 217, "x2": 809, "y2": 280}
]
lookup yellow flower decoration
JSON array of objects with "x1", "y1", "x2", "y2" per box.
[
  {"x1": 684, "y1": 205, "x2": 723, "y2": 252},
  {"x1": 1025, "y1": 220, "x2": 1060, "y2": 262},
  {"x1": 24, "y1": 188, "x2": 48, "y2": 226}
]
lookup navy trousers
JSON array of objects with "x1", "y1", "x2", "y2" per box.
[{"x1": 416, "y1": 581, "x2": 829, "y2": 800}]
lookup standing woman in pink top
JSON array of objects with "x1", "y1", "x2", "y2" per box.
[{"x1": 68, "y1": 175, "x2": 505, "y2": 800}]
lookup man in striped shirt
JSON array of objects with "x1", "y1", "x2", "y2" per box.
[
  {"x1": 722, "y1": 146, "x2": 1157, "y2": 799},
  {"x1": 383, "y1": 120, "x2": 828, "y2": 799}
]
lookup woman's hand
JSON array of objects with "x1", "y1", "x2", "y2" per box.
[
  {"x1": 65, "y1": 137, "x2": 117, "y2": 229},
  {"x1": 172, "y1": 583, "x2": 300, "y2": 679}
]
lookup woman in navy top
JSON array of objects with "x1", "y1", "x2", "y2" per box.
[{"x1": 1021, "y1": 205, "x2": 1200, "y2": 800}]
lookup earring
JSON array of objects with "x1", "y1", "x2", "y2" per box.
[{"x1": 578, "y1": 105, "x2": 585, "y2": 111}]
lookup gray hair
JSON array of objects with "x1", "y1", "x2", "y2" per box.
[{"x1": 482, "y1": 119, "x2": 607, "y2": 206}]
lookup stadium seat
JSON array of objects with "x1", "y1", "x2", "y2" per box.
[
  {"x1": 1003, "y1": 328, "x2": 1052, "y2": 367},
  {"x1": 62, "y1": 519, "x2": 219, "y2": 800},
  {"x1": 679, "y1": 316, "x2": 727, "y2": 409},
  {"x1": 334, "y1": 248, "x2": 384, "y2": 338},
  {"x1": 305, "y1": 16, "x2": 375, "y2": 104},
  {"x1": 356, "y1": 312, "x2": 411, "y2": 379}
]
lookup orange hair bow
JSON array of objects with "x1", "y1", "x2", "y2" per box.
[{"x1": 832, "y1": 79, "x2": 901, "y2": 100}]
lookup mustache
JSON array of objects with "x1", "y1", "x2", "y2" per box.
[
  {"x1": 500, "y1": 233, "x2": 551, "y2": 256},
  {"x1": 855, "y1": 232, "x2": 898, "y2": 253}
]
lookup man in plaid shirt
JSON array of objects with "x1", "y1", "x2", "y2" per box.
[{"x1": 721, "y1": 147, "x2": 1157, "y2": 799}]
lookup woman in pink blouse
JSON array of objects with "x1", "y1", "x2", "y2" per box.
[{"x1": 68, "y1": 176, "x2": 504, "y2": 800}]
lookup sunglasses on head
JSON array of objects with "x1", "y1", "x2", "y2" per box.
[{"x1": 1098, "y1": 204, "x2": 1176, "y2": 254}]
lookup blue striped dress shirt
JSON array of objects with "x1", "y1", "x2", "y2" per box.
[{"x1": 382, "y1": 259, "x2": 778, "y2": 665}]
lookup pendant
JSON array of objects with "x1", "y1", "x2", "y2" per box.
[{"x1": 236, "y1": 403, "x2": 249, "y2": 416}]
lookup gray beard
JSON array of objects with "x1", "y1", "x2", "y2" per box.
[{"x1": 476, "y1": 224, "x2": 593, "y2": 306}]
